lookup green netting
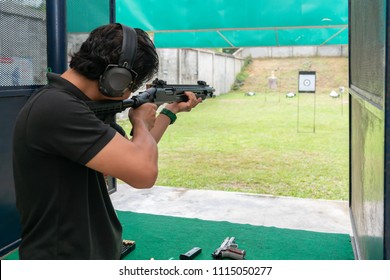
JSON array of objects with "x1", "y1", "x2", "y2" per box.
[
  {"x1": 67, "y1": 0, "x2": 110, "y2": 33},
  {"x1": 151, "y1": 27, "x2": 348, "y2": 48},
  {"x1": 66, "y1": 0, "x2": 348, "y2": 47},
  {"x1": 117, "y1": 0, "x2": 347, "y2": 30},
  {"x1": 116, "y1": 0, "x2": 348, "y2": 48}
]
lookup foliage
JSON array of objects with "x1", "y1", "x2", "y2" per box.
[{"x1": 231, "y1": 56, "x2": 253, "y2": 91}]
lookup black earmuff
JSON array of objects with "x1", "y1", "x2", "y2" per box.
[{"x1": 99, "y1": 23, "x2": 138, "y2": 97}]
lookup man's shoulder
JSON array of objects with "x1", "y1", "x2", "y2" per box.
[
  {"x1": 29, "y1": 85, "x2": 89, "y2": 115},
  {"x1": 35, "y1": 84, "x2": 81, "y2": 101}
]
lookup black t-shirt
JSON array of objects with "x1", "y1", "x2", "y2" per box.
[{"x1": 13, "y1": 73, "x2": 122, "y2": 259}]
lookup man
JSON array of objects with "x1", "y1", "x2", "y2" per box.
[{"x1": 12, "y1": 23, "x2": 201, "y2": 259}]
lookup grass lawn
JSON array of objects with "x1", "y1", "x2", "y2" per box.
[{"x1": 119, "y1": 57, "x2": 349, "y2": 200}]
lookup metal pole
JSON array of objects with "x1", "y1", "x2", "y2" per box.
[
  {"x1": 46, "y1": 0, "x2": 67, "y2": 74},
  {"x1": 110, "y1": 0, "x2": 116, "y2": 23}
]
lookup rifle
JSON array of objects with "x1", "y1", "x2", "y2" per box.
[{"x1": 86, "y1": 78, "x2": 215, "y2": 121}]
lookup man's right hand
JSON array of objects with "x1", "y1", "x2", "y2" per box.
[{"x1": 128, "y1": 103, "x2": 157, "y2": 132}]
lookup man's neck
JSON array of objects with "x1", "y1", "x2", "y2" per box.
[{"x1": 60, "y1": 68, "x2": 104, "y2": 101}]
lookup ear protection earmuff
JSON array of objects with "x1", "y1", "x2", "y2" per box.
[{"x1": 99, "y1": 23, "x2": 138, "y2": 97}]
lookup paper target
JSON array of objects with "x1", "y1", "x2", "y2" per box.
[{"x1": 298, "y1": 71, "x2": 316, "y2": 93}]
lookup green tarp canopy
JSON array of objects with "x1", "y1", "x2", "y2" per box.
[{"x1": 68, "y1": 0, "x2": 348, "y2": 48}]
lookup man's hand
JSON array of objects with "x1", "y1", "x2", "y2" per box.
[
  {"x1": 165, "y1": 91, "x2": 202, "y2": 114},
  {"x1": 128, "y1": 103, "x2": 158, "y2": 132}
]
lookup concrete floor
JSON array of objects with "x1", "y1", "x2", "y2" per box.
[{"x1": 111, "y1": 184, "x2": 352, "y2": 235}]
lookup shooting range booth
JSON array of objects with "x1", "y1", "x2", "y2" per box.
[
  {"x1": 349, "y1": 0, "x2": 390, "y2": 259},
  {"x1": 0, "y1": 0, "x2": 389, "y2": 260}
]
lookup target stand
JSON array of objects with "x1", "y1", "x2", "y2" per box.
[{"x1": 297, "y1": 71, "x2": 316, "y2": 133}]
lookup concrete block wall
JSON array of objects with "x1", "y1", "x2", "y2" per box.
[
  {"x1": 198, "y1": 51, "x2": 214, "y2": 84},
  {"x1": 241, "y1": 45, "x2": 348, "y2": 58}
]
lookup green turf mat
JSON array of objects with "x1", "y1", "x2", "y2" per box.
[
  {"x1": 2, "y1": 210, "x2": 354, "y2": 260},
  {"x1": 118, "y1": 211, "x2": 354, "y2": 260}
]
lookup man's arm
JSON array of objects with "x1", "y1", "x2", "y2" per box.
[
  {"x1": 86, "y1": 93, "x2": 200, "y2": 188},
  {"x1": 86, "y1": 103, "x2": 158, "y2": 189}
]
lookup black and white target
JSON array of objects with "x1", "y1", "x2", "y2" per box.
[{"x1": 298, "y1": 71, "x2": 316, "y2": 93}]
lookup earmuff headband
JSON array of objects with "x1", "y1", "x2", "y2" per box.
[{"x1": 118, "y1": 23, "x2": 137, "y2": 70}]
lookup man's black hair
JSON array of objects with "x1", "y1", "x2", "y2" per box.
[{"x1": 69, "y1": 23, "x2": 159, "y2": 91}]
